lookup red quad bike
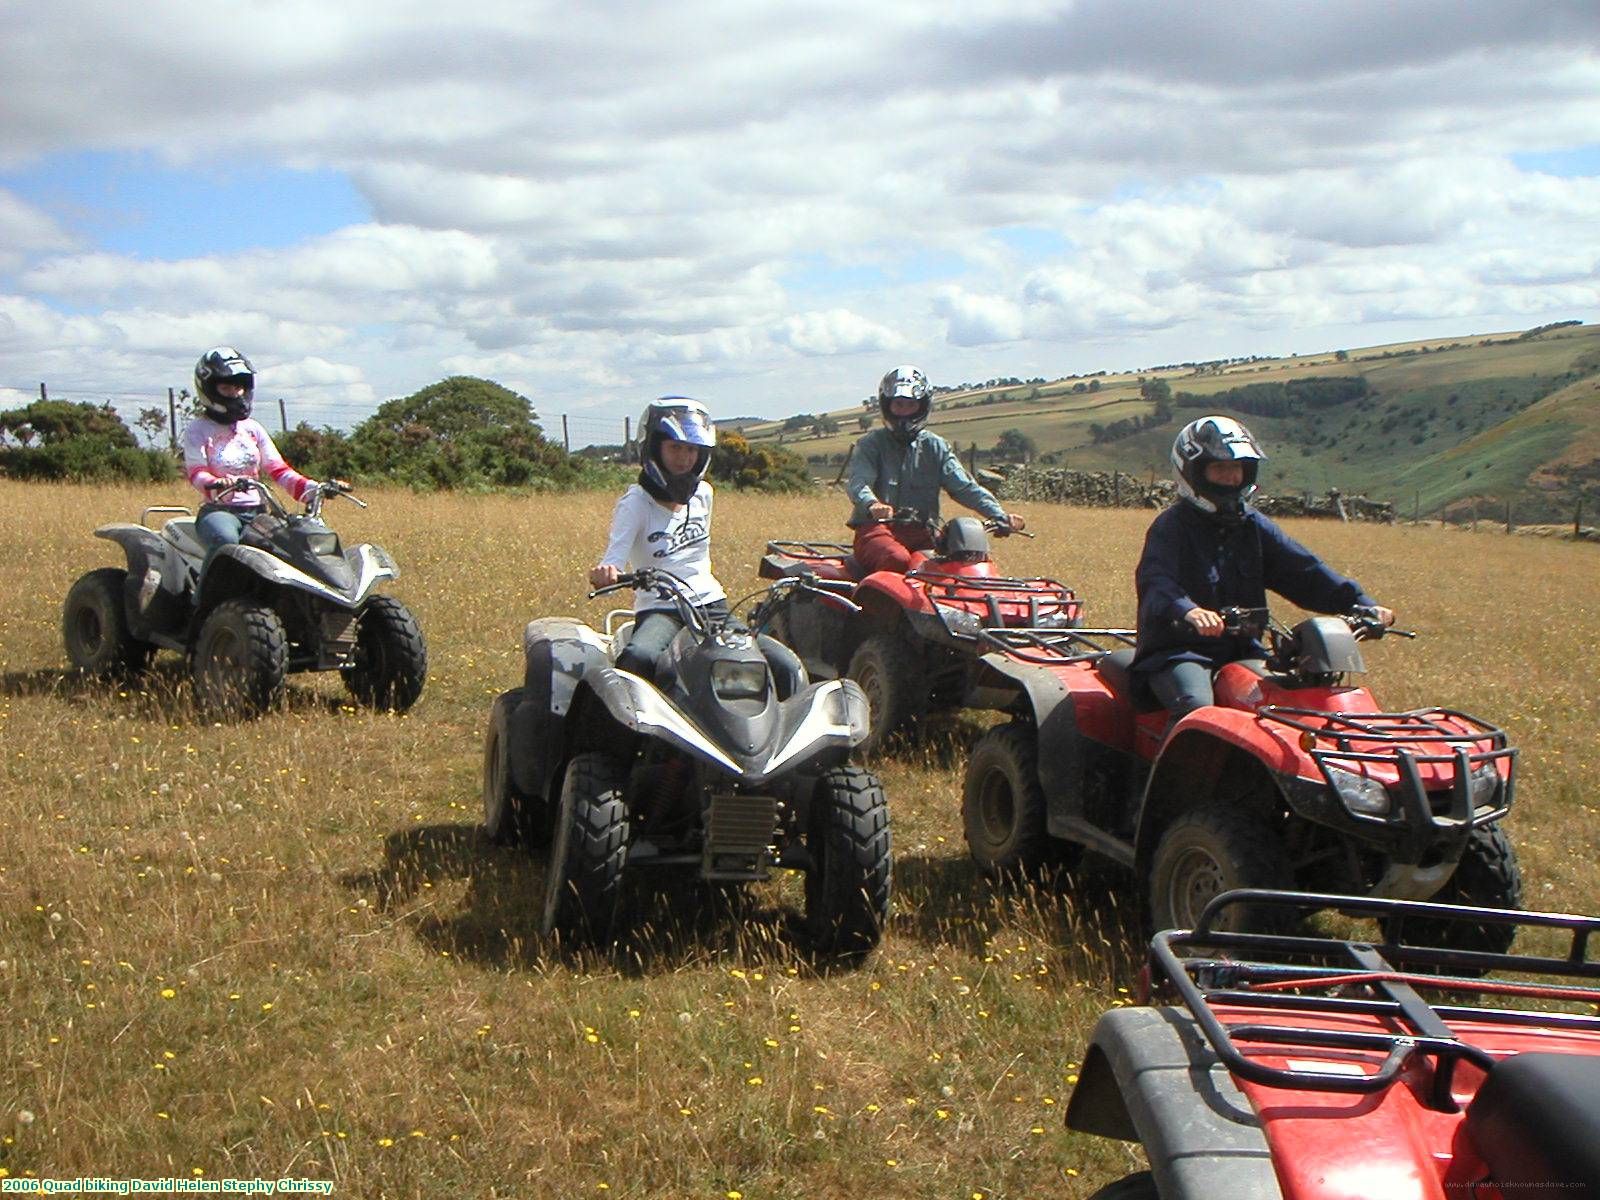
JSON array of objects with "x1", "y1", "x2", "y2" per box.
[
  {"x1": 753, "y1": 511, "x2": 1082, "y2": 753},
  {"x1": 1066, "y1": 889, "x2": 1600, "y2": 1200},
  {"x1": 959, "y1": 607, "x2": 1522, "y2": 944}
]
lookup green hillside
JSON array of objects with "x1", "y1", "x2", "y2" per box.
[{"x1": 744, "y1": 324, "x2": 1600, "y2": 517}]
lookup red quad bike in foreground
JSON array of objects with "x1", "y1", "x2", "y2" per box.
[
  {"x1": 753, "y1": 512, "x2": 1082, "y2": 753},
  {"x1": 1066, "y1": 889, "x2": 1600, "y2": 1200},
  {"x1": 960, "y1": 608, "x2": 1522, "y2": 942}
]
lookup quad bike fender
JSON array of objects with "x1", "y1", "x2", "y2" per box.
[
  {"x1": 201, "y1": 543, "x2": 394, "y2": 610},
  {"x1": 583, "y1": 669, "x2": 868, "y2": 784},
  {"x1": 854, "y1": 573, "x2": 933, "y2": 620},
  {"x1": 509, "y1": 620, "x2": 613, "y2": 801},
  {"x1": 95, "y1": 524, "x2": 193, "y2": 642},
  {"x1": 1066, "y1": 1006, "x2": 1282, "y2": 1200}
]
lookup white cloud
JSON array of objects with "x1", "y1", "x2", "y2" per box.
[{"x1": 0, "y1": 1, "x2": 1597, "y2": 424}]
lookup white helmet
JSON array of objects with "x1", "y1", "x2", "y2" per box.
[{"x1": 1171, "y1": 415, "x2": 1264, "y2": 521}]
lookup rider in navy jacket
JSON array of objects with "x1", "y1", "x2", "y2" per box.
[{"x1": 1133, "y1": 416, "x2": 1392, "y2": 719}]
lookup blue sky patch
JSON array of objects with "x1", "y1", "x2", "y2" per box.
[
  {"x1": 1, "y1": 149, "x2": 370, "y2": 258},
  {"x1": 991, "y1": 226, "x2": 1071, "y2": 258},
  {"x1": 1511, "y1": 145, "x2": 1600, "y2": 178}
]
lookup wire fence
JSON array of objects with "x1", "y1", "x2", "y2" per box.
[{"x1": 0, "y1": 382, "x2": 633, "y2": 451}]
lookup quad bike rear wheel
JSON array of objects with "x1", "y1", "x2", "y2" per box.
[
  {"x1": 1147, "y1": 799, "x2": 1288, "y2": 934},
  {"x1": 847, "y1": 632, "x2": 925, "y2": 755},
  {"x1": 804, "y1": 765, "x2": 891, "y2": 958},
  {"x1": 63, "y1": 567, "x2": 154, "y2": 679},
  {"x1": 962, "y1": 721, "x2": 1080, "y2": 881},
  {"x1": 541, "y1": 752, "x2": 629, "y2": 945},
  {"x1": 483, "y1": 688, "x2": 540, "y2": 847},
  {"x1": 191, "y1": 598, "x2": 288, "y2": 718},
  {"x1": 343, "y1": 595, "x2": 427, "y2": 712},
  {"x1": 1380, "y1": 823, "x2": 1523, "y2": 958}
]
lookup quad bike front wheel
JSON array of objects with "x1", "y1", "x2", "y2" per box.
[
  {"x1": 483, "y1": 688, "x2": 543, "y2": 847},
  {"x1": 63, "y1": 567, "x2": 154, "y2": 679},
  {"x1": 191, "y1": 598, "x2": 288, "y2": 718},
  {"x1": 343, "y1": 595, "x2": 427, "y2": 712},
  {"x1": 1146, "y1": 799, "x2": 1288, "y2": 934},
  {"x1": 962, "y1": 721, "x2": 1080, "y2": 881},
  {"x1": 540, "y1": 752, "x2": 629, "y2": 945},
  {"x1": 804, "y1": 765, "x2": 891, "y2": 959},
  {"x1": 846, "y1": 632, "x2": 926, "y2": 756},
  {"x1": 1380, "y1": 823, "x2": 1523, "y2": 958}
]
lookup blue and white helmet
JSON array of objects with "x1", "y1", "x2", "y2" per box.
[
  {"x1": 637, "y1": 396, "x2": 716, "y2": 503},
  {"x1": 1171, "y1": 415, "x2": 1264, "y2": 520}
]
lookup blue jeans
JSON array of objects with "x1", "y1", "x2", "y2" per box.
[
  {"x1": 196, "y1": 504, "x2": 262, "y2": 552},
  {"x1": 617, "y1": 602, "x2": 730, "y2": 679}
]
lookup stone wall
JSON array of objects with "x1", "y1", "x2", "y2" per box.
[{"x1": 985, "y1": 464, "x2": 1395, "y2": 522}]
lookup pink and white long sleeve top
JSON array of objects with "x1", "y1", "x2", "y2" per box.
[{"x1": 181, "y1": 416, "x2": 313, "y2": 508}]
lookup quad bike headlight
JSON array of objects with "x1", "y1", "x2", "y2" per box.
[
  {"x1": 1467, "y1": 761, "x2": 1502, "y2": 812},
  {"x1": 305, "y1": 531, "x2": 341, "y2": 556},
  {"x1": 1326, "y1": 764, "x2": 1392, "y2": 818},
  {"x1": 824, "y1": 684, "x2": 870, "y2": 739},
  {"x1": 711, "y1": 659, "x2": 769, "y2": 701}
]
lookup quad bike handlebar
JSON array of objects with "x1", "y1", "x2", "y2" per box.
[
  {"x1": 591, "y1": 569, "x2": 863, "y2": 642},
  {"x1": 213, "y1": 476, "x2": 365, "y2": 519}
]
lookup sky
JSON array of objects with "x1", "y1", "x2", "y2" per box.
[{"x1": 2, "y1": 0, "x2": 1599, "y2": 444}]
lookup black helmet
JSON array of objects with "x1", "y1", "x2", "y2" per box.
[
  {"x1": 877, "y1": 365, "x2": 932, "y2": 442},
  {"x1": 1171, "y1": 415, "x2": 1263, "y2": 521},
  {"x1": 194, "y1": 347, "x2": 255, "y2": 422},
  {"x1": 936, "y1": 517, "x2": 991, "y2": 562},
  {"x1": 637, "y1": 396, "x2": 716, "y2": 504}
]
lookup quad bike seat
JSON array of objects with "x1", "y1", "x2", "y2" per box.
[
  {"x1": 1465, "y1": 1051, "x2": 1600, "y2": 1194},
  {"x1": 1095, "y1": 649, "x2": 1166, "y2": 714}
]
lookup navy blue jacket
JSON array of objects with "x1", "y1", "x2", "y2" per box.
[{"x1": 1133, "y1": 502, "x2": 1378, "y2": 673}]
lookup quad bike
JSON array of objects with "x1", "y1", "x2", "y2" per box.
[
  {"x1": 62, "y1": 479, "x2": 426, "y2": 718},
  {"x1": 480, "y1": 568, "x2": 891, "y2": 956},
  {"x1": 1066, "y1": 888, "x2": 1600, "y2": 1199},
  {"x1": 960, "y1": 607, "x2": 1521, "y2": 945},
  {"x1": 752, "y1": 511, "x2": 1081, "y2": 752}
]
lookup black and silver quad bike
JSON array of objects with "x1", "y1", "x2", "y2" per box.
[
  {"x1": 481, "y1": 568, "x2": 892, "y2": 957},
  {"x1": 62, "y1": 478, "x2": 426, "y2": 718}
]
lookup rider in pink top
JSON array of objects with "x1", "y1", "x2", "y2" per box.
[{"x1": 180, "y1": 347, "x2": 315, "y2": 552}]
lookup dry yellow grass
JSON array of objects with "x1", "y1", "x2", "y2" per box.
[{"x1": 1, "y1": 480, "x2": 1597, "y2": 1198}]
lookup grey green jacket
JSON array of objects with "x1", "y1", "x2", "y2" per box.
[{"x1": 846, "y1": 428, "x2": 1008, "y2": 528}]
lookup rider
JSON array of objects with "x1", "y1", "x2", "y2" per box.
[
  {"x1": 847, "y1": 365, "x2": 1024, "y2": 575},
  {"x1": 180, "y1": 347, "x2": 321, "y2": 552},
  {"x1": 1132, "y1": 415, "x2": 1395, "y2": 721},
  {"x1": 589, "y1": 397, "x2": 727, "y2": 678}
]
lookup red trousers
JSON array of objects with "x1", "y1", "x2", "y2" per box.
[{"x1": 852, "y1": 522, "x2": 935, "y2": 575}]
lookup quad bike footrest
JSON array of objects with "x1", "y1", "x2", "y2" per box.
[{"x1": 703, "y1": 793, "x2": 779, "y2": 880}]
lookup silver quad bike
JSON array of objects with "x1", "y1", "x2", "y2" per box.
[
  {"x1": 482, "y1": 569, "x2": 892, "y2": 958},
  {"x1": 63, "y1": 479, "x2": 425, "y2": 718}
]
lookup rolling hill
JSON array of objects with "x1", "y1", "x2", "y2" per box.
[{"x1": 741, "y1": 323, "x2": 1600, "y2": 519}]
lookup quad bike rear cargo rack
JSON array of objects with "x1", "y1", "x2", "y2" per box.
[
  {"x1": 974, "y1": 625, "x2": 1135, "y2": 664},
  {"x1": 1150, "y1": 889, "x2": 1600, "y2": 1109}
]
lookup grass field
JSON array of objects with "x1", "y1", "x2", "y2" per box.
[{"x1": 2, "y1": 480, "x2": 1598, "y2": 1198}]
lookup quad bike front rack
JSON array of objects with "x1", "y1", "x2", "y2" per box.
[{"x1": 1150, "y1": 889, "x2": 1600, "y2": 1110}]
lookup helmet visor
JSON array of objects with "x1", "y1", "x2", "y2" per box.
[{"x1": 653, "y1": 404, "x2": 715, "y2": 448}]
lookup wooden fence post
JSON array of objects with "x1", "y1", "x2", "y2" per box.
[{"x1": 167, "y1": 387, "x2": 178, "y2": 450}]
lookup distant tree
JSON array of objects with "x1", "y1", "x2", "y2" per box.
[
  {"x1": 135, "y1": 406, "x2": 169, "y2": 447},
  {"x1": 1140, "y1": 378, "x2": 1173, "y2": 407},
  {"x1": 360, "y1": 376, "x2": 542, "y2": 441},
  {"x1": 857, "y1": 414, "x2": 872, "y2": 432},
  {"x1": 1087, "y1": 379, "x2": 1101, "y2": 392},
  {"x1": 0, "y1": 400, "x2": 173, "y2": 483},
  {"x1": 783, "y1": 413, "x2": 815, "y2": 432},
  {"x1": 994, "y1": 428, "x2": 1038, "y2": 461}
]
